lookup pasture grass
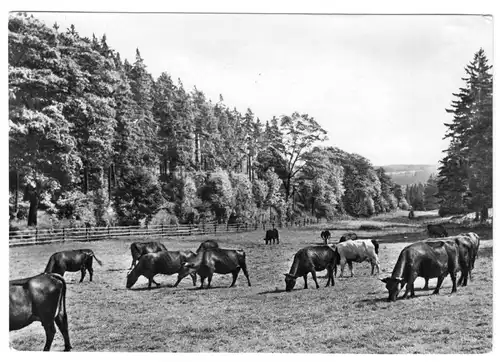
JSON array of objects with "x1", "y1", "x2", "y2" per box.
[{"x1": 9, "y1": 223, "x2": 492, "y2": 353}]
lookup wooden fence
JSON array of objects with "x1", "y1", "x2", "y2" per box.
[{"x1": 9, "y1": 219, "x2": 320, "y2": 247}]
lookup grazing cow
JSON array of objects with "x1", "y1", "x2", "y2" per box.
[
  {"x1": 196, "y1": 240, "x2": 220, "y2": 253},
  {"x1": 180, "y1": 248, "x2": 251, "y2": 289},
  {"x1": 284, "y1": 245, "x2": 337, "y2": 292},
  {"x1": 45, "y1": 249, "x2": 102, "y2": 282},
  {"x1": 427, "y1": 224, "x2": 448, "y2": 238},
  {"x1": 129, "y1": 241, "x2": 167, "y2": 270},
  {"x1": 10, "y1": 273, "x2": 71, "y2": 351},
  {"x1": 126, "y1": 250, "x2": 197, "y2": 289},
  {"x1": 264, "y1": 229, "x2": 280, "y2": 245},
  {"x1": 381, "y1": 239, "x2": 460, "y2": 301},
  {"x1": 320, "y1": 230, "x2": 331, "y2": 244},
  {"x1": 408, "y1": 210, "x2": 415, "y2": 219},
  {"x1": 460, "y1": 232, "x2": 480, "y2": 278},
  {"x1": 339, "y1": 232, "x2": 358, "y2": 243},
  {"x1": 423, "y1": 235, "x2": 475, "y2": 289},
  {"x1": 335, "y1": 239, "x2": 380, "y2": 277}
]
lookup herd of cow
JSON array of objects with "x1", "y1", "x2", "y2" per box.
[{"x1": 9, "y1": 223, "x2": 481, "y2": 352}]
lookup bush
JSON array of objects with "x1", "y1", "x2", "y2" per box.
[{"x1": 149, "y1": 209, "x2": 179, "y2": 226}]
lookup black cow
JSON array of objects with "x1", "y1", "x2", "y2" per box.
[
  {"x1": 381, "y1": 239, "x2": 460, "y2": 301},
  {"x1": 423, "y1": 235, "x2": 473, "y2": 289},
  {"x1": 339, "y1": 232, "x2": 358, "y2": 243},
  {"x1": 427, "y1": 224, "x2": 448, "y2": 238},
  {"x1": 284, "y1": 245, "x2": 337, "y2": 292},
  {"x1": 129, "y1": 241, "x2": 167, "y2": 270},
  {"x1": 196, "y1": 240, "x2": 220, "y2": 253},
  {"x1": 10, "y1": 273, "x2": 71, "y2": 351},
  {"x1": 264, "y1": 229, "x2": 280, "y2": 245},
  {"x1": 126, "y1": 250, "x2": 197, "y2": 289},
  {"x1": 320, "y1": 230, "x2": 331, "y2": 244},
  {"x1": 180, "y1": 248, "x2": 251, "y2": 289},
  {"x1": 45, "y1": 249, "x2": 102, "y2": 282}
]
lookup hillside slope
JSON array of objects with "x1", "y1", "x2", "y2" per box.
[{"x1": 378, "y1": 164, "x2": 439, "y2": 185}]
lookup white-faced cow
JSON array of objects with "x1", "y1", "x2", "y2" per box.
[
  {"x1": 381, "y1": 239, "x2": 460, "y2": 302},
  {"x1": 129, "y1": 241, "x2": 167, "y2": 270},
  {"x1": 180, "y1": 248, "x2": 251, "y2": 289},
  {"x1": 320, "y1": 230, "x2": 331, "y2": 244},
  {"x1": 284, "y1": 245, "x2": 337, "y2": 292},
  {"x1": 264, "y1": 229, "x2": 280, "y2": 245},
  {"x1": 427, "y1": 224, "x2": 448, "y2": 238},
  {"x1": 334, "y1": 239, "x2": 380, "y2": 277},
  {"x1": 196, "y1": 240, "x2": 220, "y2": 253},
  {"x1": 10, "y1": 273, "x2": 71, "y2": 351},
  {"x1": 45, "y1": 249, "x2": 102, "y2": 282},
  {"x1": 126, "y1": 250, "x2": 197, "y2": 289},
  {"x1": 339, "y1": 232, "x2": 358, "y2": 243}
]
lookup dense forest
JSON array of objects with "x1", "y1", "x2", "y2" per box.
[{"x1": 8, "y1": 14, "x2": 492, "y2": 228}]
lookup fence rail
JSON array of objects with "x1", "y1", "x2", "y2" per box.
[{"x1": 9, "y1": 219, "x2": 320, "y2": 247}]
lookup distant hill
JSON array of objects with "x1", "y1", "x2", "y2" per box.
[{"x1": 377, "y1": 164, "x2": 439, "y2": 186}]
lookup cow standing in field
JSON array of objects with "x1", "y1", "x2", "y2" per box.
[
  {"x1": 264, "y1": 229, "x2": 280, "y2": 245},
  {"x1": 284, "y1": 245, "x2": 337, "y2": 292},
  {"x1": 339, "y1": 232, "x2": 358, "y2": 243},
  {"x1": 427, "y1": 224, "x2": 448, "y2": 238},
  {"x1": 335, "y1": 239, "x2": 380, "y2": 277},
  {"x1": 381, "y1": 240, "x2": 460, "y2": 302},
  {"x1": 45, "y1": 249, "x2": 102, "y2": 282},
  {"x1": 180, "y1": 248, "x2": 251, "y2": 289},
  {"x1": 320, "y1": 230, "x2": 331, "y2": 244},
  {"x1": 423, "y1": 234, "x2": 475, "y2": 289},
  {"x1": 126, "y1": 250, "x2": 197, "y2": 289},
  {"x1": 129, "y1": 241, "x2": 167, "y2": 270},
  {"x1": 460, "y1": 232, "x2": 480, "y2": 280},
  {"x1": 10, "y1": 273, "x2": 71, "y2": 351},
  {"x1": 196, "y1": 240, "x2": 220, "y2": 253}
]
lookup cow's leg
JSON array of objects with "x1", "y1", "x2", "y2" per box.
[
  {"x1": 303, "y1": 274, "x2": 308, "y2": 289},
  {"x1": 340, "y1": 259, "x2": 346, "y2": 277},
  {"x1": 348, "y1": 261, "x2": 354, "y2": 277},
  {"x1": 423, "y1": 278, "x2": 430, "y2": 290},
  {"x1": 403, "y1": 274, "x2": 417, "y2": 298},
  {"x1": 311, "y1": 270, "x2": 320, "y2": 289},
  {"x1": 79, "y1": 267, "x2": 86, "y2": 283},
  {"x1": 277, "y1": 237, "x2": 279, "y2": 244},
  {"x1": 450, "y1": 271, "x2": 457, "y2": 293},
  {"x1": 199, "y1": 276, "x2": 205, "y2": 289},
  {"x1": 88, "y1": 266, "x2": 94, "y2": 282},
  {"x1": 54, "y1": 314, "x2": 71, "y2": 351},
  {"x1": 241, "y1": 263, "x2": 251, "y2": 286},
  {"x1": 433, "y1": 276, "x2": 445, "y2": 294},
  {"x1": 42, "y1": 321, "x2": 56, "y2": 351},
  {"x1": 207, "y1": 274, "x2": 213, "y2": 289},
  {"x1": 325, "y1": 266, "x2": 333, "y2": 287},
  {"x1": 230, "y1": 269, "x2": 240, "y2": 287},
  {"x1": 152, "y1": 278, "x2": 160, "y2": 287},
  {"x1": 190, "y1": 273, "x2": 197, "y2": 286}
]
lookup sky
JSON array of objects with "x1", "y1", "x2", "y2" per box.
[{"x1": 26, "y1": 12, "x2": 493, "y2": 166}]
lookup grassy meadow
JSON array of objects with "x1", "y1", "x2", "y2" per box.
[{"x1": 9, "y1": 211, "x2": 493, "y2": 353}]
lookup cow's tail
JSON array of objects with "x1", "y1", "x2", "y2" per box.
[
  {"x1": 90, "y1": 252, "x2": 103, "y2": 266},
  {"x1": 50, "y1": 274, "x2": 67, "y2": 320},
  {"x1": 371, "y1": 240, "x2": 380, "y2": 255},
  {"x1": 44, "y1": 255, "x2": 55, "y2": 273}
]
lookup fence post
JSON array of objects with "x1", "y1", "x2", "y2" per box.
[
  {"x1": 107, "y1": 225, "x2": 110, "y2": 238},
  {"x1": 62, "y1": 228, "x2": 65, "y2": 243},
  {"x1": 85, "y1": 226, "x2": 89, "y2": 242},
  {"x1": 263, "y1": 222, "x2": 266, "y2": 231},
  {"x1": 161, "y1": 224, "x2": 164, "y2": 237},
  {"x1": 214, "y1": 223, "x2": 217, "y2": 235},
  {"x1": 35, "y1": 228, "x2": 38, "y2": 243},
  {"x1": 202, "y1": 221, "x2": 205, "y2": 234}
]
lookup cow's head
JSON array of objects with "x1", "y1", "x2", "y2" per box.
[
  {"x1": 126, "y1": 269, "x2": 139, "y2": 289},
  {"x1": 380, "y1": 277, "x2": 403, "y2": 302},
  {"x1": 284, "y1": 273, "x2": 298, "y2": 292}
]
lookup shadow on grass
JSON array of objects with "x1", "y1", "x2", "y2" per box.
[
  {"x1": 128, "y1": 283, "x2": 175, "y2": 291},
  {"x1": 257, "y1": 289, "x2": 288, "y2": 295}
]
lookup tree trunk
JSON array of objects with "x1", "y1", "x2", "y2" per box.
[
  {"x1": 480, "y1": 205, "x2": 489, "y2": 222},
  {"x1": 14, "y1": 170, "x2": 19, "y2": 214},
  {"x1": 108, "y1": 164, "x2": 112, "y2": 201},
  {"x1": 27, "y1": 189, "x2": 38, "y2": 227},
  {"x1": 83, "y1": 162, "x2": 89, "y2": 194}
]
